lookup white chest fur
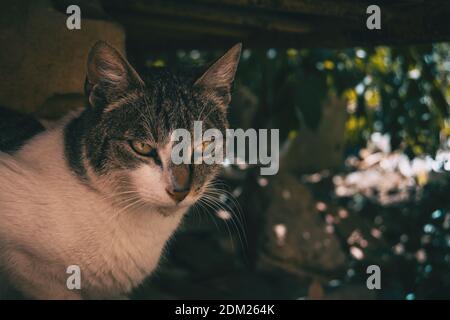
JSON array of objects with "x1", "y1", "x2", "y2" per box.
[{"x1": 0, "y1": 126, "x2": 185, "y2": 299}]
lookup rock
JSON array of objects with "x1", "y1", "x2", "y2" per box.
[
  {"x1": 228, "y1": 85, "x2": 259, "y2": 129},
  {"x1": 163, "y1": 230, "x2": 239, "y2": 277},
  {"x1": 0, "y1": 0, "x2": 125, "y2": 114},
  {"x1": 256, "y1": 174, "x2": 347, "y2": 278},
  {"x1": 281, "y1": 95, "x2": 346, "y2": 173}
]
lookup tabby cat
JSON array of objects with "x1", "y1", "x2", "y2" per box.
[{"x1": 0, "y1": 41, "x2": 241, "y2": 299}]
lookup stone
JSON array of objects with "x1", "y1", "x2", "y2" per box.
[
  {"x1": 281, "y1": 95, "x2": 346, "y2": 173},
  {"x1": 0, "y1": 0, "x2": 125, "y2": 115},
  {"x1": 256, "y1": 174, "x2": 347, "y2": 278}
]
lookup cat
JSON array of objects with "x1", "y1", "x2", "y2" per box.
[{"x1": 0, "y1": 41, "x2": 241, "y2": 299}]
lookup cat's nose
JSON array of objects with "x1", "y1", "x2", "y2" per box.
[
  {"x1": 166, "y1": 187, "x2": 189, "y2": 203},
  {"x1": 167, "y1": 164, "x2": 191, "y2": 203}
]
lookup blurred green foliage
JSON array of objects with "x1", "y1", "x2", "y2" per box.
[
  {"x1": 140, "y1": 45, "x2": 450, "y2": 299},
  {"x1": 143, "y1": 43, "x2": 450, "y2": 157}
]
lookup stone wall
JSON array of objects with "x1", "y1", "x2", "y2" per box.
[{"x1": 0, "y1": 0, "x2": 125, "y2": 116}]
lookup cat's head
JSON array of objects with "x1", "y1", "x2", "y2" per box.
[{"x1": 72, "y1": 41, "x2": 241, "y2": 211}]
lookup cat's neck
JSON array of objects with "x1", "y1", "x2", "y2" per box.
[{"x1": 1, "y1": 122, "x2": 186, "y2": 296}]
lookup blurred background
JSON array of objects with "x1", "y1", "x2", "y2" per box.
[{"x1": 1, "y1": 0, "x2": 449, "y2": 299}]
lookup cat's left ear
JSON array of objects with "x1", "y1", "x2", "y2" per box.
[
  {"x1": 194, "y1": 43, "x2": 242, "y2": 109},
  {"x1": 85, "y1": 41, "x2": 144, "y2": 108}
]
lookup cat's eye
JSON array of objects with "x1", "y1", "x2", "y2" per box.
[
  {"x1": 200, "y1": 141, "x2": 216, "y2": 158},
  {"x1": 130, "y1": 140, "x2": 154, "y2": 156},
  {"x1": 196, "y1": 141, "x2": 214, "y2": 153},
  {"x1": 202, "y1": 141, "x2": 214, "y2": 151}
]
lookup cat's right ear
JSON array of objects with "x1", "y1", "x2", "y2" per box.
[
  {"x1": 194, "y1": 43, "x2": 242, "y2": 109},
  {"x1": 85, "y1": 41, "x2": 143, "y2": 108}
]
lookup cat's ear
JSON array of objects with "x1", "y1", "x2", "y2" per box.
[
  {"x1": 85, "y1": 41, "x2": 143, "y2": 108},
  {"x1": 194, "y1": 43, "x2": 242, "y2": 108}
]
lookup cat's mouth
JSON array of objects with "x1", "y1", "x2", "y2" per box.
[
  {"x1": 156, "y1": 201, "x2": 194, "y2": 216},
  {"x1": 156, "y1": 195, "x2": 196, "y2": 209},
  {"x1": 157, "y1": 193, "x2": 202, "y2": 213}
]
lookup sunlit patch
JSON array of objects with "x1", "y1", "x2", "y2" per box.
[
  {"x1": 371, "y1": 228, "x2": 382, "y2": 239},
  {"x1": 360, "y1": 239, "x2": 368, "y2": 248},
  {"x1": 325, "y1": 225, "x2": 334, "y2": 234},
  {"x1": 405, "y1": 293, "x2": 415, "y2": 300},
  {"x1": 356, "y1": 49, "x2": 366, "y2": 59},
  {"x1": 281, "y1": 189, "x2": 291, "y2": 200},
  {"x1": 242, "y1": 49, "x2": 251, "y2": 60},
  {"x1": 347, "y1": 229, "x2": 364, "y2": 245},
  {"x1": 257, "y1": 177, "x2": 268, "y2": 187},
  {"x1": 216, "y1": 209, "x2": 232, "y2": 220},
  {"x1": 444, "y1": 213, "x2": 450, "y2": 229},
  {"x1": 334, "y1": 186, "x2": 347, "y2": 197},
  {"x1": 338, "y1": 209, "x2": 349, "y2": 219},
  {"x1": 303, "y1": 172, "x2": 323, "y2": 183},
  {"x1": 328, "y1": 279, "x2": 341, "y2": 288},
  {"x1": 189, "y1": 50, "x2": 200, "y2": 60},
  {"x1": 423, "y1": 224, "x2": 436, "y2": 234},
  {"x1": 232, "y1": 187, "x2": 243, "y2": 198},
  {"x1": 219, "y1": 194, "x2": 228, "y2": 203},
  {"x1": 415, "y1": 249, "x2": 427, "y2": 263},
  {"x1": 408, "y1": 68, "x2": 421, "y2": 79},
  {"x1": 315, "y1": 201, "x2": 327, "y2": 212},
  {"x1": 350, "y1": 246, "x2": 364, "y2": 260},
  {"x1": 223, "y1": 157, "x2": 231, "y2": 167},
  {"x1": 393, "y1": 243, "x2": 405, "y2": 255},
  {"x1": 355, "y1": 83, "x2": 364, "y2": 95},
  {"x1": 431, "y1": 209, "x2": 443, "y2": 219},
  {"x1": 266, "y1": 48, "x2": 277, "y2": 59},
  {"x1": 325, "y1": 214, "x2": 334, "y2": 224},
  {"x1": 347, "y1": 268, "x2": 356, "y2": 278},
  {"x1": 273, "y1": 224, "x2": 287, "y2": 246}
]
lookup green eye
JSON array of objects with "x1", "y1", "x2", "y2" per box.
[{"x1": 130, "y1": 140, "x2": 153, "y2": 156}]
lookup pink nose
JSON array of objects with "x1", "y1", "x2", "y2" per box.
[{"x1": 166, "y1": 188, "x2": 189, "y2": 203}]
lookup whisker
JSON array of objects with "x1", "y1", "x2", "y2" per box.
[
  {"x1": 199, "y1": 196, "x2": 235, "y2": 252},
  {"x1": 202, "y1": 194, "x2": 246, "y2": 253}
]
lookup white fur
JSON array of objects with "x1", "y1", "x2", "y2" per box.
[{"x1": 0, "y1": 123, "x2": 190, "y2": 299}]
